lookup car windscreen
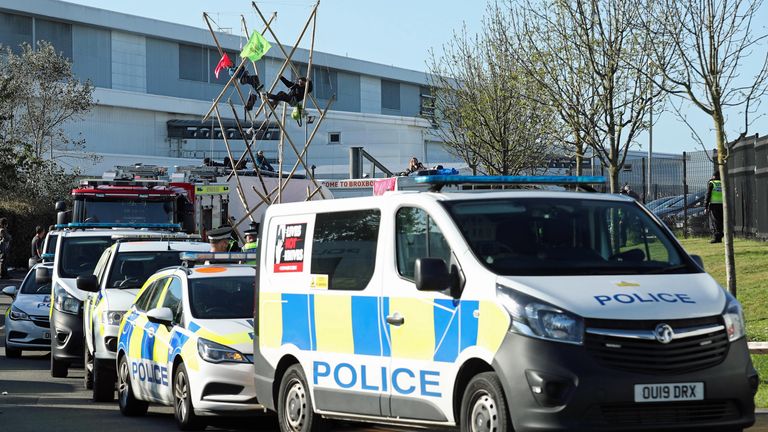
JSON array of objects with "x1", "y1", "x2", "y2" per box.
[
  {"x1": 442, "y1": 198, "x2": 699, "y2": 276},
  {"x1": 20, "y1": 269, "x2": 52, "y2": 294},
  {"x1": 43, "y1": 233, "x2": 59, "y2": 254},
  {"x1": 58, "y1": 237, "x2": 114, "y2": 279},
  {"x1": 76, "y1": 198, "x2": 175, "y2": 224},
  {"x1": 188, "y1": 276, "x2": 254, "y2": 319},
  {"x1": 106, "y1": 251, "x2": 187, "y2": 289}
]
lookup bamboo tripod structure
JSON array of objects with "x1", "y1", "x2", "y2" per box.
[{"x1": 202, "y1": 1, "x2": 333, "y2": 232}]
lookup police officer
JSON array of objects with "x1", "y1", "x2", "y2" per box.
[
  {"x1": 242, "y1": 223, "x2": 259, "y2": 252},
  {"x1": 207, "y1": 225, "x2": 241, "y2": 252},
  {"x1": 705, "y1": 171, "x2": 723, "y2": 243}
]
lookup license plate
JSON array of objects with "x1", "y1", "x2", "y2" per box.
[
  {"x1": 43, "y1": 332, "x2": 51, "y2": 339},
  {"x1": 634, "y1": 382, "x2": 704, "y2": 402}
]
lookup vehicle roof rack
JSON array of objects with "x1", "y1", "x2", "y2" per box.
[
  {"x1": 413, "y1": 175, "x2": 607, "y2": 192},
  {"x1": 179, "y1": 252, "x2": 258, "y2": 268},
  {"x1": 111, "y1": 233, "x2": 202, "y2": 242},
  {"x1": 55, "y1": 222, "x2": 182, "y2": 231}
]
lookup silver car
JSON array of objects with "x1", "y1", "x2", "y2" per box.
[{"x1": 2, "y1": 263, "x2": 53, "y2": 358}]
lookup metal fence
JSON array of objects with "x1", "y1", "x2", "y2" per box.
[{"x1": 729, "y1": 134, "x2": 768, "y2": 240}]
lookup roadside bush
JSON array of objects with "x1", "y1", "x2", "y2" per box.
[{"x1": 0, "y1": 200, "x2": 57, "y2": 269}]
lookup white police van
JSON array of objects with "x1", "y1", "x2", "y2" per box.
[
  {"x1": 81, "y1": 235, "x2": 209, "y2": 401},
  {"x1": 252, "y1": 175, "x2": 756, "y2": 432},
  {"x1": 116, "y1": 252, "x2": 264, "y2": 430}
]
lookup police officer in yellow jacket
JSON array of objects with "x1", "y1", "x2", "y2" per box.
[
  {"x1": 705, "y1": 171, "x2": 723, "y2": 243},
  {"x1": 242, "y1": 224, "x2": 259, "y2": 252},
  {"x1": 207, "y1": 225, "x2": 241, "y2": 252}
]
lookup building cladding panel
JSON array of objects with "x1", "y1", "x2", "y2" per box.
[
  {"x1": 111, "y1": 31, "x2": 146, "y2": 92},
  {"x1": 360, "y1": 75, "x2": 382, "y2": 114},
  {"x1": 72, "y1": 25, "x2": 111, "y2": 88}
]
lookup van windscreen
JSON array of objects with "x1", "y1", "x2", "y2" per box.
[{"x1": 442, "y1": 198, "x2": 699, "y2": 276}]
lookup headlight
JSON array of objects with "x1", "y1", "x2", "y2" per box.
[
  {"x1": 197, "y1": 338, "x2": 249, "y2": 363},
  {"x1": 9, "y1": 305, "x2": 29, "y2": 321},
  {"x1": 102, "y1": 311, "x2": 124, "y2": 326},
  {"x1": 497, "y1": 284, "x2": 584, "y2": 345},
  {"x1": 53, "y1": 283, "x2": 81, "y2": 315},
  {"x1": 723, "y1": 293, "x2": 746, "y2": 342}
]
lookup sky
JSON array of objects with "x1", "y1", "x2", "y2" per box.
[{"x1": 63, "y1": 0, "x2": 768, "y2": 156}]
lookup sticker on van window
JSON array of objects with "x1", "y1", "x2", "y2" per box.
[
  {"x1": 274, "y1": 223, "x2": 307, "y2": 273},
  {"x1": 310, "y1": 274, "x2": 328, "y2": 290}
]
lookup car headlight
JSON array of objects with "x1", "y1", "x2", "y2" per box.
[
  {"x1": 102, "y1": 311, "x2": 124, "y2": 326},
  {"x1": 53, "y1": 283, "x2": 81, "y2": 315},
  {"x1": 723, "y1": 292, "x2": 746, "y2": 342},
  {"x1": 9, "y1": 305, "x2": 30, "y2": 321},
  {"x1": 497, "y1": 284, "x2": 584, "y2": 345},
  {"x1": 197, "y1": 338, "x2": 249, "y2": 363}
]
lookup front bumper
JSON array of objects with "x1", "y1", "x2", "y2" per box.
[
  {"x1": 93, "y1": 323, "x2": 120, "y2": 361},
  {"x1": 5, "y1": 315, "x2": 51, "y2": 350},
  {"x1": 191, "y1": 359, "x2": 264, "y2": 415},
  {"x1": 51, "y1": 307, "x2": 84, "y2": 364},
  {"x1": 493, "y1": 332, "x2": 757, "y2": 432}
]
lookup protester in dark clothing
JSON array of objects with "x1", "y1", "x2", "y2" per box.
[
  {"x1": 240, "y1": 69, "x2": 264, "y2": 112},
  {"x1": 705, "y1": 171, "x2": 724, "y2": 243},
  {"x1": 255, "y1": 150, "x2": 274, "y2": 172},
  {"x1": 0, "y1": 228, "x2": 9, "y2": 279},
  {"x1": 265, "y1": 76, "x2": 312, "y2": 109},
  {"x1": 401, "y1": 157, "x2": 425, "y2": 176},
  {"x1": 31, "y1": 226, "x2": 45, "y2": 261}
]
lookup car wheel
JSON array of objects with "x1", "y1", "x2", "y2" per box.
[
  {"x1": 92, "y1": 359, "x2": 115, "y2": 402},
  {"x1": 173, "y1": 363, "x2": 205, "y2": 430},
  {"x1": 51, "y1": 356, "x2": 68, "y2": 378},
  {"x1": 5, "y1": 346, "x2": 21, "y2": 358},
  {"x1": 278, "y1": 364, "x2": 325, "y2": 432},
  {"x1": 84, "y1": 344, "x2": 94, "y2": 389},
  {"x1": 117, "y1": 355, "x2": 148, "y2": 416},
  {"x1": 460, "y1": 372, "x2": 511, "y2": 432}
]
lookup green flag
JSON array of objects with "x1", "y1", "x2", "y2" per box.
[{"x1": 240, "y1": 31, "x2": 271, "y2": 62}]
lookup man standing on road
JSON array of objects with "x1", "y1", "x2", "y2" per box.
[
  {"x1": 30, "y1": 225, "x2": 45, "y2": 262},
  {"x1": 0, "y1": 218, "x2": 11, "y2": 277},
  {"x1": 705, "y1": 171, "x2": 724, "y2": 243}
]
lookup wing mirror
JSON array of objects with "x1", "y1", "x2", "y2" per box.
[
  {"x1": 146, "y1": 307, "x2": 174, "y2": 326},
  {"x1": 76, "y1": 275, "x2": 99, "y2": 293},
  {"x1": 691, "y1": 254, "x2": 705, "y2": 270},
  {"x1": 36, "y1": 267, "x2": 52, "y2": 284},
  {"x1": 414, "y1": 258, "x2": 463, "y2": 298},
  {"x1": 2, "y1": 285, "x2": 17, "y2": 298}
]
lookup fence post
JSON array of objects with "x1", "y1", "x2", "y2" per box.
[
  {"x1": 641, "y1": 158, "x2": 647, "y2": 204},
  {"x1": 683, "y1": 151, "x2": 688, "y2": 239}
]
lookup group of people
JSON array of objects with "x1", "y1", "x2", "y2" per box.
[
  {"x1": 206, "y1": 224, "x2": 259, "y2": 254},
  {"x1": 237, "y1": 69, "x2": 313, "y2": 114},
  {"x1": 203, "y1": 150, "x2": 275, "y2": 173}
]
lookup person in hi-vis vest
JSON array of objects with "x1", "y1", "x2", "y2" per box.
[{"x1": 705, "y1": 171, "x2": 723, "y2": 243}]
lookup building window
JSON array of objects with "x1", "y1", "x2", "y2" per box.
[
  {"x1": 179, "y1": 44, "x2": 206, "y2": 82},
  {"x1": 381, "y1": 79, "x2": 400, "y2": 111},
  {"x1": 295, "y1": 65, "x2": 337, "y2": 101},
  {"x1": 328, "y1": 132, "x2": 341, "y2": 145},
  {"x1": 310, "y1": 209, "x2": 381, "y2": 291},
  {"x1": 0, "y1": 12, "x2": 32, "y2": 53},
  {"x1": 36, "y1": 19, "x2": 72, "y2": 59}
]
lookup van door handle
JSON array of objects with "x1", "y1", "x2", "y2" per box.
[{"x1": 386, "y1": 312, "x2": 404, "y2": 326}]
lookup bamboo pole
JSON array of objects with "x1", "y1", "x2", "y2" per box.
[
  {"x1": 278, "y1": 103, "x2": 287, "y2": 203},
  {"x1": 227, "y1": 99, "x2": 271, "y2": 200},
  {"x1": 213, "y1": 105, "x2": 255, "y2": 223},
  {"x1": 301, "y1": 2, "x2": 318, "y2": 109}
]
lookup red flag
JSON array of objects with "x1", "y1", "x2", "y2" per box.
[{"x1": 214, "y1": 53, "x2": 233, "y2": 79}]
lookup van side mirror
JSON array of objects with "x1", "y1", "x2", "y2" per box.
[
  {"x1": 36, "y1": 267, "x2": 52, "y2": 284},
  {"x1": 146, "y1": 307, "x2": 174, "y2": 326},
  {"x1": 55, "y1": 201, "x2": 67, "y2": 212},
  {"x1": 691, "y1": 254, "x2": 704, "y2": 270},
  {"x1": 57, "y1": 210, "x2": 71, "y2": 226},
  {"x1": 2, "y1": 285, "x2": 17, "y2": 298},
  {"x1": 76, "y1": 274, "x2": 99, "y2": 293},
  {"x1": 415, "y1": 258, "x2": 451, "y2": 292}
]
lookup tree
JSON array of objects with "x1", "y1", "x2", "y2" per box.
[
  {"x1": 427, "y1": 7, "x2": 557, "y2": 176},
  {"x1": 0, "y1": 41, "x2": 94, "y2": 159},
  {"x1": 505, "y1": 0, "x2": 665, "y2": 192},
  {"x1": 646, "y1": 0, "x2": 768, "y2": 295}
]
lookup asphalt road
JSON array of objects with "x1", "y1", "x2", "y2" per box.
[{"x1": 1, "y1": 268, "x2": 766, "y2": 432}]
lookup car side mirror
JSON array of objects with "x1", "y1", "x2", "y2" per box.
[
  {"x1": 76, "y1": 275, "x2": 99, "y2": 293},
  {"x1": 36, "y1": 267, "x2": 52, "y2": 284},
  {"x1": 146, "y1": 307, "x2": 174, "y2": 326},
  {"x1": 691, "y1": 254, "x2": 704, "y2": 270},
  {"x1": 2, "y1": 285, "x2": 17, "y2": 298},
  {"x1": 415, "y1": 258, "x2": 452, "y2": 292}
]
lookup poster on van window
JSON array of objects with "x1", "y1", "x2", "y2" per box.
[{"x1": 274, "y1": 223, "x2": 307, "y2": 273}]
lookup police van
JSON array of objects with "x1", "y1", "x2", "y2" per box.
[
  {"x1": 81, "y1": 235, "x2": 209, "y2": 401},
  {"x1": 116, "y1": 252, "x2": 263, "y2": 430},
  {"x1": 252, "y1": 175, "x2": 757, "y2": 432}
]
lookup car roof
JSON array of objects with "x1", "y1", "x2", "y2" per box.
[
  {"x1": 113, "y1": 241, "x2": 209, "y2": 253},
  {"x1": 59, "y1": 229, "x2": 179, "y2": 238}
]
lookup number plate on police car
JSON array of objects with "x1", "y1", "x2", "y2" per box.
[
  {"x1": 634, "y1": 382, "x2": 703, "y2": 402},
  {"x1": 43, "y1": 332, "x2": 50, "y2": 339}
]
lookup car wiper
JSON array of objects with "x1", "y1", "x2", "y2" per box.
[{"x1": 644, "y1": 264, "x2": 690, "y2": 274}]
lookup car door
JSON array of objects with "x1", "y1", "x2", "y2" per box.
[
  {"x1": 150, "y1": 276, "x2": 184, "y2": 404},
  {"x1": 84, "y1": 248, "x2": 112, "y2": 355}
]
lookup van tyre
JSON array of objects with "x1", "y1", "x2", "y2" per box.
[
  {"x1": 460, "y1": 372, "x2": 511, "y2": 432},
  {"x1": 278, "y1": 364, "x2": 326, "y2": 432},
  {"x1": 84, "y1": 345, "x2": 94, "y2": 389},
  {"x1": 51, "y1": 357, "x2": 68, "y2": 378},
  {"x1": 117, "y1": 355, "x2": 148, "y2": 416},
  {"x1": 174, "y1": 363, "x2": 205, "y2": 430},
  {"x1": 5, "y1": 346, "x2": 21, "y2": 358},
  {"x1": 92, "y1": 360, "x2": 115, "y2": 402}
]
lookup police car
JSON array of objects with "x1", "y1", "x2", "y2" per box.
[
  {"x1": 81, "y1": 236, "x2": 209, "y2": 401},
  {"x1": 252, "y1": 175, "x2": 756, "y2": 432},
  {"x1": 116, "y1": 252, "x2": 263, "y2": 429},
  {"x1": 2, "y1": 262, "x2": 53, "y2": 358}
]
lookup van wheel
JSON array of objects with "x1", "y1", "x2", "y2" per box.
[
  {"x1": 174, "y1": 363, "x2": 205, "y2": 430},
  {"x1": 84, "y1": 345, "x2": 94, "y2": 389},
  {"x1": 460, "y1": 372, "x2": 511, "y2": 432},
  {"x1": 51, "y1": 356, "x2": 68, "y2": 378},
  {"x1": 278, "y1": 364, "x2": 325, "y2": 432},
  {"x1": 5, "y1": 346, "x2": 21, "y2": 358},
  {"x1": 117, "y1": 355, "x2": 148, "y2": 416},
  {"x1": 93, "y1": 360, "x2": 115, "y2": 402}
]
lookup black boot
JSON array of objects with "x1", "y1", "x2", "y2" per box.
[{"x1": 245, "y1": 93, "x2": 257, "y2": 111}]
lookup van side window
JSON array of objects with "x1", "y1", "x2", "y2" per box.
[
  {"x1": 310, "y1": 209, "x2": 380, "y2": 291},
  {"x1": 396, "y1": 207, "x2": 452, "y2": 280}
]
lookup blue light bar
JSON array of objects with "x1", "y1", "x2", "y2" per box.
[
  {"x1": 179, "y1": 252, "x2": 259, "y2": 263},
  {"x1": 413, "y1": 175, "x2": 606, "y2": 186},
  {"x1": 55, "y1": 222, "x2": 182, "y2": 230},
  {"x1": 41, "y1": 253, "x2": 55, "y2": 262}
]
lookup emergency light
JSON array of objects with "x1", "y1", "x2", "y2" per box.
[
  {"x1": 111, "y1": 233, "x2": 202, "y2": 242},
  {"x1": 413, "y1": 175, "x2": 606, "y2": 192},
  {"x1": 55, "y1": 222, "x2": 182, "y2": 230},
  {"x1": 179, "y1": 252, "x2": 259, "y2": 265},
  {"x1": 41, "y1": 253, "x2": 55, "y2": 261}
]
